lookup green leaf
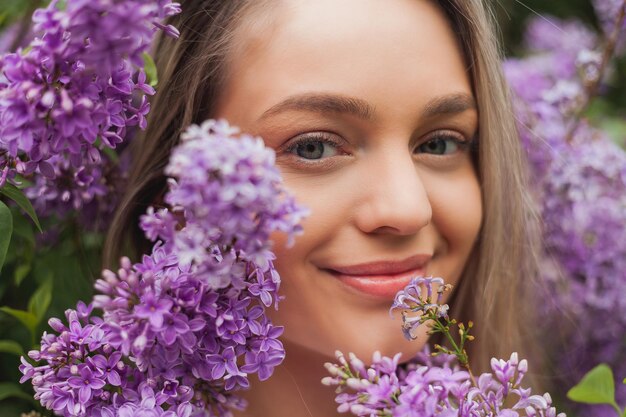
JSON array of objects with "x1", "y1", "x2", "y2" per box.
[
  {"x1": 0, "y1": 382, "x2": 35, "y2": 403},
  {"x1": 11, "y1": 211, "x2": 35, "y2": 246},
  {"x1": 0, "y1": 307, "x2": 38, "y2": 337},
  {"x1": 14, "y1": 263, "x2": 31, "y2": 286},
  {"x1": 0, "y1": 339, "x2": 24, "y2": 356},
  {"x1": 0, "y1": 183, "x2": 42, "y2": 232},
  {"x1": 142, "y1": 52, "x2": 158, "y2": 87},
  {"x1": 0, "y1": 200, "x2": 12, "y2": 274},
  {"x1": 567, "y1": 364, "x2": 618, "y2": 408},
  {"x1": 28, "y1": 276, "x2": 53, "y2": 322}
]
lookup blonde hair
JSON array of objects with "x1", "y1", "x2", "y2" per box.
[{"x1": 105, "y1": 0, "x2": 541, "y2": 378}]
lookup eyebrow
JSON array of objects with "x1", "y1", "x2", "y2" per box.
[
  {"x1": 260, "y1": 93, "x2": 374, "y2": 120},
  {"x1": 422, "y1": 93, "x2": 476, "y2": 118},
  {"x1": 259, "y1": 92, "x2": 476, "y2": 121}
]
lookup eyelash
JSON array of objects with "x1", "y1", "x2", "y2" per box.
[
  {"x1": 415, "y1": 131, "x2": 475, "y2": 155},
  {"x1": 280, "y1": 130, "x2": 475, "y2": 166},
  {"x1": 283, "y1": 132, "x2": 346, "y2": 159}
]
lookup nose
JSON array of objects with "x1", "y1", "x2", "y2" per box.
[{"x1": 353, "y1": 150, "x2": 432, "y2": 235}]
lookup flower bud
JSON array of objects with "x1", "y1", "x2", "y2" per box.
[
  {"x1": 92, "y1": 295, "x2": 111, "y2": 308},
  {"x1": 335, "y1": 351, "x2": 348, "y2": 367},
  {"x1": 367, "y1": 369, "x2": 377, "y2": 380},
  {"x1": 337, "y1": 403, "x2": 350, "y2": 413},
  {"x1": 102, "y1": 269, "x2": 118, "y2": 283},
  {"x1": 121, "y1": 257, "x2": 132, "y2": 270},
  {"x1": 346, "y1": 378, "x2": 371, "y2": 390},
  {"x1": 133, "y1": 334, "x2": 147, "y2": 351},
  {"x1": 348, "y1": 352, "x2": 365, "y2": 374},
  {"x1": 321, "y1": 376, "x2": 336, "y2": 386},
  {"x1": 324, "y1": 362, "x2": 339, "y2": 376},
  {"x1": 41, "y1": 90, "x2": 56, "y2": 108},
  {"x1": 518, "y1": 359, "x2": 528, "y2": 373},
  {"x1": 28, "y1": 350, "x2": 41, "y2": 360},
  {"x1": 350, "y1": 404, "x2": 368, "y2": 414}
]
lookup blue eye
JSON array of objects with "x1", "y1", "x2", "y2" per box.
[
  {"x1": 287, "y1": 135, "x2": 340, "y2": 160},
  {"x1": 417, "y1": 135, "x2": 463, "y2": 155}
]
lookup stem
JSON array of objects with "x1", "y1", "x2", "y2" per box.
[
  {"x1": 432, "y1": 316, "x2": 478, "y2": 387},
  {"x1": 464, "y1": 363, "x2": 478, "y2": 388},
  {"x1": 565, "y1": 0, "x2": 626, "y2": 142},
  {"x1": 432, "y1": 317, "x2": 463, "y2": 362}
]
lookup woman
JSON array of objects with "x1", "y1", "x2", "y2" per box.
[{"x1": 105, "y1": 0, "x2": 541, "y2": 415}]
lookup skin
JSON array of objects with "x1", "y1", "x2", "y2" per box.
[{"x1": 214, "y1": 0, "x2": 482, "y2": 415}]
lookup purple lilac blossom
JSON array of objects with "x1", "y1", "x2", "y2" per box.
[
  {"x1": 323, "y1": 348, "x2": 563, "y2": 416},
  {"x1": 389, "y1": 276, "x2": 451, "y2": 341},
  {"x1": 21, "y1": 120, "x2": 307, "y2": 417},
  {"x1": 23, "y1": 148, "x2": 130, "y2": 229},
  {"x1": 524, "y1": 17, "x2": 597, "y2": 58},
  {"x1": 144, "y1": 119, "x2": 307, "y2": 288},
  {"x1": 324, "y1": 278, "x2": 565, "y2": 417},
  {"x1": 504, "y1": 13, "x2": 626, "y2": 410},
  {"x1": 0, "y1": 0, "x2": 180, "y2": 217}
]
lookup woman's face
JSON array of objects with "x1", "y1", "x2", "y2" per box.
[{"x1": 215, "y1": 0, "x2": 482, "y2": 361}]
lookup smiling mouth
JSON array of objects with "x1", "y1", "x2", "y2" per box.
[{"x1": 323, "y1": 255, "x2": 431, "y2": 299}]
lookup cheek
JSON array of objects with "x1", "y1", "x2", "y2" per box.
[
  {"x1": 427, "y1": 167, "x2": 482, "y2": 278},
  {"x1": 270, "y1": 170, "x2": 352, "y2": 259}
]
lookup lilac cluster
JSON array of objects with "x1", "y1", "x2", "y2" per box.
[
  {"x1": 20, "y1": 120, "x2": 307, "y2": 417},
  {"x1": 322, "y1": 277, "x2": 564, "y2": 416},
  {"x1": 0, "y1": 0, "x2": 180, "y2": 219},
  {"x1": 324, "y1": 340, "x2": 562, "y2": 417},
  {"x1": 140, "y1": 119, "x2": 307, "y2": 288},
  {"x1": 23, "y1": 149, "x2": 129, "y2": 229},
  {"x1": 504, "y1": 6, "x2": 626, "y2": 407}
]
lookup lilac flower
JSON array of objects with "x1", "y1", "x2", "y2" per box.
[
  {"x1": 159, "y1": 313, "x2": 190, "y2": 347},
  {"x1": 323, "y1": 276, "x2": 565, "y2": 417},
  {"x1": 324, "y1": 346, "x2": 563, "y2": 416},
  {"x1": 0, "y1": 0, "x2": 181, "y2": 224},
  {"x1": 68, "y1": 366, "x2": 106, "y2": 403},
  {"x1": 21, "y1": 120, "x2": 306, "y2": 416},
  {"x1": 89, "y1": 352, "x2": 123, "y2": 386},
  {"x1": 524, "y1": 17, "x2": 597, "y2": 56},
  {"x1": 156, "y1": 119, "x2": 308, "y2": 282},
  {"x1": 390, "y1": 276, "x2": 451, "y2": 341},
  {"x1": 504, "y1": 11, "x2": 626, "y2": 409},
  {"x1": 134, "y1": 293, "x2": 173, "y2": 329},
  {"x1": 206, "y1": 347, "x2": 244, "y2": 381},
  {"x1": 23, "y1": 146, "x2": 130, "y2": 229},
  {"x1": 241, "y1": 350, "x2": 285, "y2": 381}
]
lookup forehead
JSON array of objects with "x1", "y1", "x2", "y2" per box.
[{"x1": 218, "y1": 0, "x2": 472, "y2": 123}]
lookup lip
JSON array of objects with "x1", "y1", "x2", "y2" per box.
[{"x1": 324, "y1": 255, "x2": 431, "y2": 299}]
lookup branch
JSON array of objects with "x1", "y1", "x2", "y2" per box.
[{"x1": 565, "y1": 0, "x2": 626, "y2": 142}]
